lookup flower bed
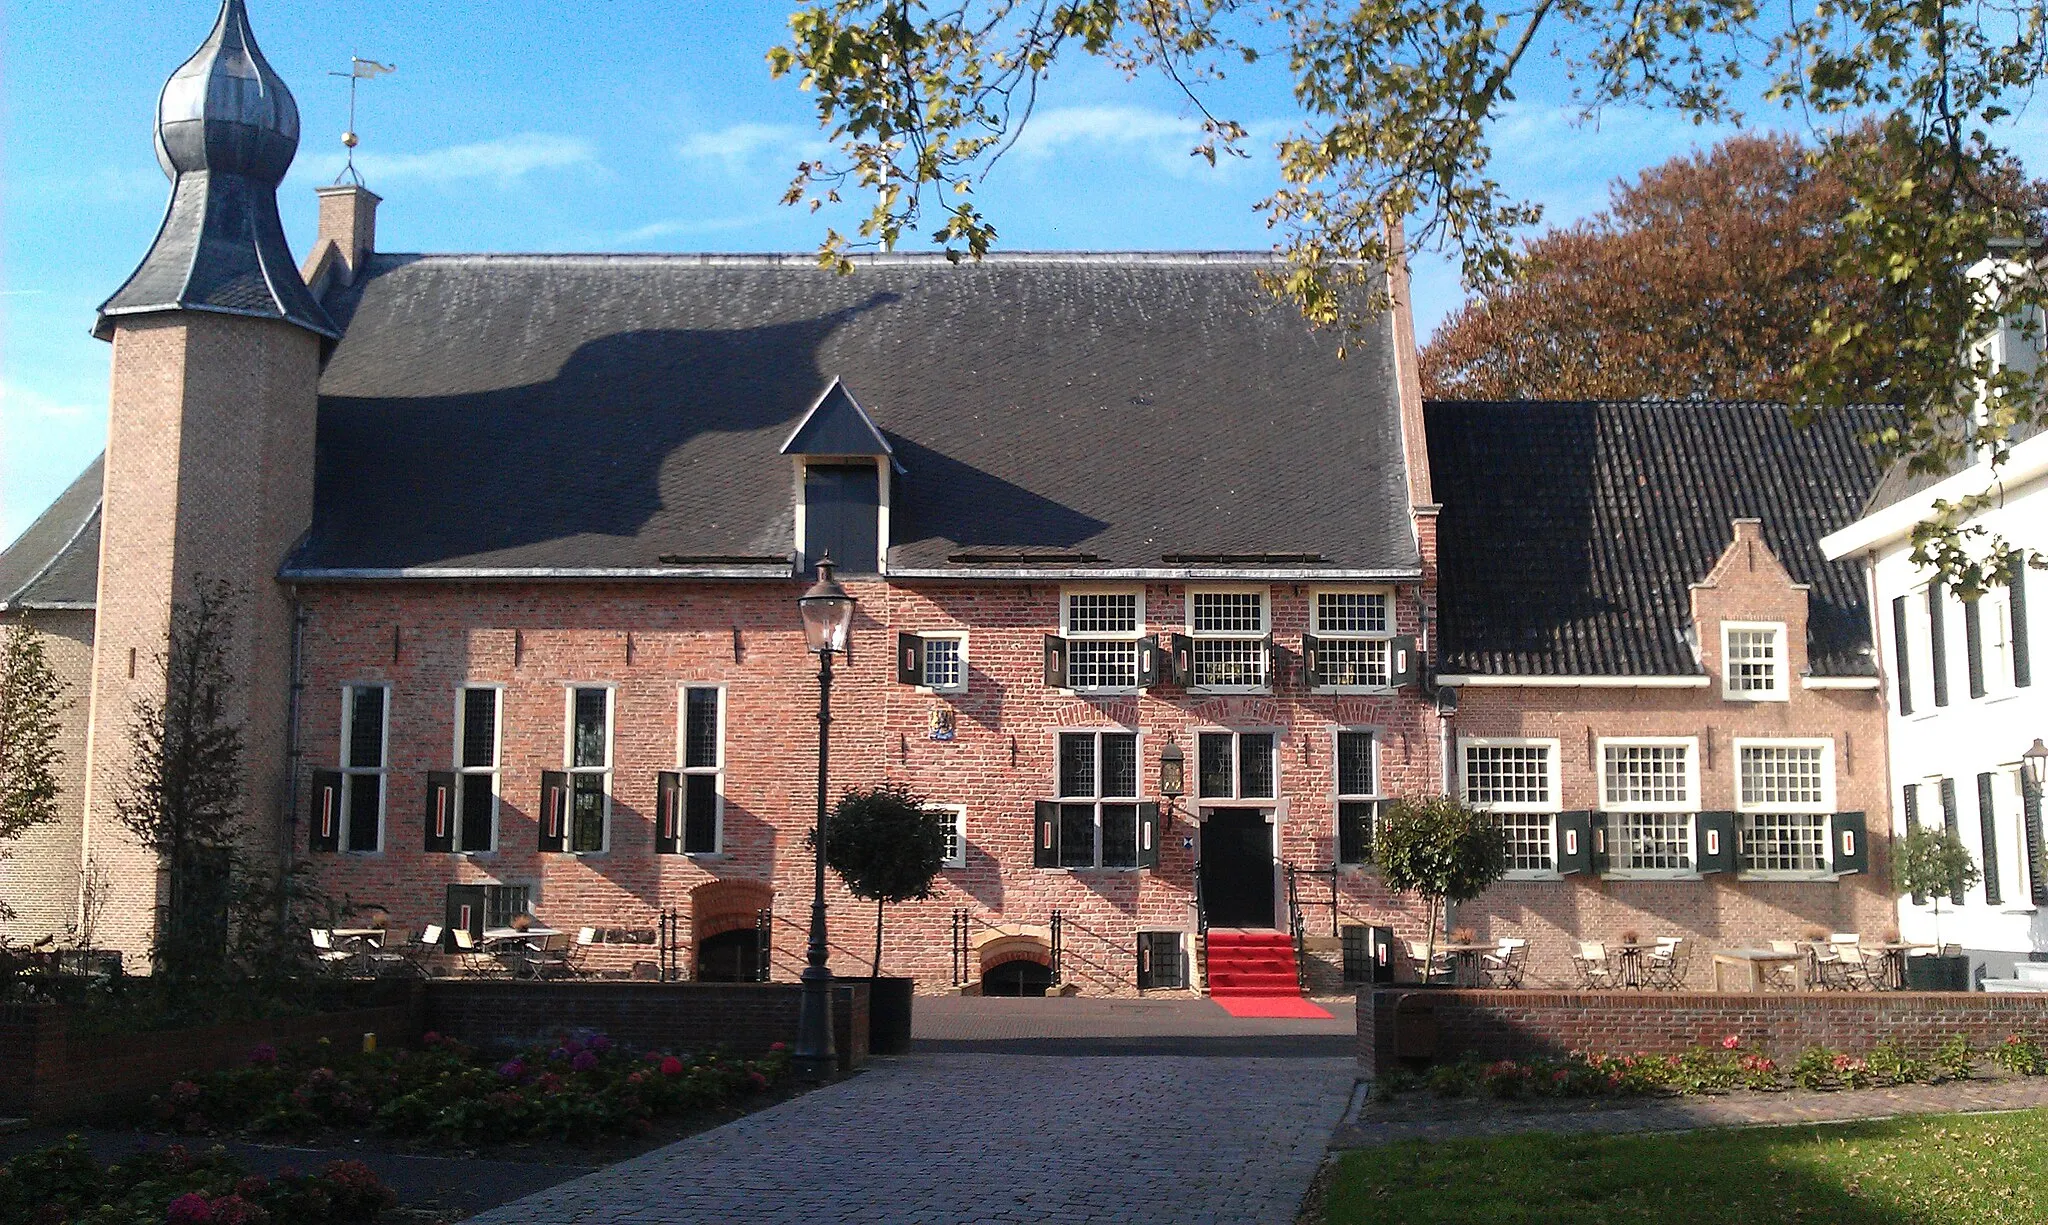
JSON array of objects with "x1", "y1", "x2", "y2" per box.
[
  {"x1": 1374, "y1": 1032, "x2": 2004, "y2": 1101},
  {"x1": 0, "y1": 1138, "x2": 396, "y2": 1225},
  {"x1": 147, "y1": 1030, "x2": 791, "y2": 1144}
]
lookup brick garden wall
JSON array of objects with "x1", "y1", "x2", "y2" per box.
[
  {"x1": 420, "y1": 979, "x2": 868, "y2": 1073},
  {"x1": 0, "y1": 1000, "x2": 418, "y2": 1122},
  {"x1": 1359, "y1": 988, "x2": 2048, "y2": 1078}
]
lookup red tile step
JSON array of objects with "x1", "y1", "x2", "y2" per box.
[{"x1": 1203, "y1": 929, "x2": 1304, "y2": 999}]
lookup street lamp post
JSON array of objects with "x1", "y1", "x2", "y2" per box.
[
  {"x1": 2024, "y1": 739, "x2": 2048, "y2": 795},
  {"x1": 794, "y1": 557, "x2": 855, "y2": 1082}
]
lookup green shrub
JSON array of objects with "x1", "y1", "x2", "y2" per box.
[
  {"x1": 1867, "y1": 1040, "x2": 1929, "y2": 1086},
  {"x1": 1935, "y1": 1034, "x2": 1978, "y2": 1080},
  {"x1": 1994, "y1": 1033, "x2": 2048, "y2": 1076},
  {"x1": 0, "y1": 1136, "x2": 396, "y2": 1225}
]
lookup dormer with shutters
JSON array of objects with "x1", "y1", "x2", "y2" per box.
[{"x1": 781, "y1": 378, "x2": 897, "y2": 575}]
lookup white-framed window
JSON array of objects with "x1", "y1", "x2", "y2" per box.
[
  {"x1": 677, "y1": 684, "x2": 724, "y2": 854},
  {"x1": 453, "y1": 685, "x2": 500, "y2": 853},
  {"x1": 1721, "y1": 621, "x2": 1788, "y2": 700},
  {"x1": 920, "y1": 633, "x2": 967, "y2": 694},
  {"x1": 1598, "y1": 738, "x2": 1697, "y2": 876},
  {"x1": 931, "y1": 802, "x2": 968, "y2": 869},
  {"x1": 1311, "y1": 589, "x2": 1394, "y2": 689},
  {"x1": 1334, "y1": 728, "x2": 1379, "y2": 865},
  {"x1": 1196, "y1": 730, "x2": 1278, "y2": 801},
  {"x1": 1735, "y1": 739, "x2": 1833, "y2": 876},
  {"x1": 1062, "y1": 589, "x2": 1143, "y2": 692},
  {"x1": 1187, "y1": 587, "x2": 1270, "y2": 691},
  {"x1": 1461, "y1": 738, "x2": 1559, "y2": 878},
  {"x1": 1055, "y1": 730, "x2": 1144, "y2": 868},
  {"x1": 563, "y1": 685, "x2": 613, "y2": 853},
  {"x1": 339, "y1": 684, "x2": 389, "y2": 852},
  {"x1": 485, "y1": 883, "x2": 535, "y2": 931}
]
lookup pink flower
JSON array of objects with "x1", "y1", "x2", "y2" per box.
[
  {"x1": 498, "y1": 1059, "x2": 524, "y2": 1080},
  {"x1": 572, "y1": 1051, "x2": 599, "y2": 1072},
  {"x1": 422, "y1": 1031, "x2": 443, "y2": 1047},
  {"x1": 769, "y1": 1042, "x2": 787, "y2": 1052},
  {"x1": 248, "y1": 1043, "x2": 278, "y2": 1066},
  {"x1": 660, "y1": 1056, "x2": 684, "y2": 1077},
  {"x1": 166, "y1": 1193, "x2": 214, "y2": 1224},
  {"x1": 1722, "y1": 1035, "x2": 1741, "y2": 1050},
  {"x1": 748, "y1": 1070, "x2": 768, "y2": 1089}
]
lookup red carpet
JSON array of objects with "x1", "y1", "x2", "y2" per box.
[{"x1": 1204, "y1": 929, "x2": 1332, "y2": 1018}]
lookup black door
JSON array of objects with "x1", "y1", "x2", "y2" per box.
[
  {"x1": 697, "y1": 929, "x2": 763, "y2": 982},
  {"x1": 1200, "y1": 809, "x2": 1275, "y2": 928},
  {"x1": 444, "y1": 884, "x2": 487, "y2": 951}
]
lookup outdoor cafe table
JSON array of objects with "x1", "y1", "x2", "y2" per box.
[
  {"x1": 482, "y1": 926, "x2": 561, "y2": 948},
  {"x1": 1609, "y1": 943, "x2": 1660, "y2": 989},
  {"x1": 330, "y1": 928, "x2": 386, "y2": 948},
  {"x1": 1438, "y1": 942, "x2": 1500, "y2": 987},
  {"x1": 1713, "y1": 947, "x2": 1806, "y2": 992},
  {"x1": 1864, "y1": 941, "x2": 1935, "y2": 990}
]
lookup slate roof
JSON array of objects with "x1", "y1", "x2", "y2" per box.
[
  {"x1": 0, "y1": 455, "x2": 103, "y2": 610},
  {"x1": 1426, "y1": 401, "x2": 1891, "y2": 677},
  {"x1": 295, "y1": 252, "x2": 1419, "y2": 578},
  {"x1": 1862, "y1": 419, "x2": 2045, "y2": 516}
]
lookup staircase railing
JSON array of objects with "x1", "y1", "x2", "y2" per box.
[
  {"x1": 753, "y1": 907, "x2": 772, "y2": 983},
  {"x1": 1192, "y1": 859, "x2": 1208, "y2": 935},
  {"x1": 1049, "y1": 910, "x2": 1064, "y2": 987},
  {"x1": 657, "y1": 910, "x2": 686, "y2": 982},
  {"x1": 1283, "y1": 863, "x2": 1309, "y2": 993}
]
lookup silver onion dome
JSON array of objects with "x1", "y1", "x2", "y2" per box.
[{"x1": 96, "y1": 0, "x2": 336, "y2": 341}]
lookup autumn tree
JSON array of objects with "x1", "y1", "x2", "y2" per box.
[
  {"x1": 0, "y1": 619, "x2": 69, "y2": 922},
  {"x1": 1424, "y1": 131, "x2": 2046, "y2": 404},
  {"x1": 769, "y1": 2, "x2": 2048, "y2": 588}
]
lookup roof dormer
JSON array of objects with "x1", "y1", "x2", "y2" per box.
[{"x1": 782, "y1": 378, "x2": 898, "y2": 575}]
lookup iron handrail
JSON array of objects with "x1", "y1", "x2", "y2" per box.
[
  {"x1": 1283, "y1": 863, "x2": 1309, "y2": 993},
  {"x1": 1192, "y1": 859, "x2": 1208, "y2": 936}
]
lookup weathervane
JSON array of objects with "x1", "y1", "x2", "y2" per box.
[{"x1": 328, "y1": 56, "x2": 395, "y2": 185}]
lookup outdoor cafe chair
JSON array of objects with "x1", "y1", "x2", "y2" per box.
[
  {"x1": 561, "y1": 927, "x2": 599, "y2": 978},
  {"x1": 521, "y1": 932, "x2": 574, "y2": 979},
  {"x1": 1482, "y1": 938, "x2": 1528, "y2": 988},
  {"x1": 1407, "y1": 939, "x2": 1455, "y2": 983},
  {"x1": 1767, "y1": 940, "x2": 1807, "y2": 990},
  {"x1": 451, "y1": 928, "x2": 507, "y2": 977},
  {"x1": 309, "y1": 928, "x2": 361, "y2": 972},
  {"x1": 1829, "y1": 938, "x2": 1878, "y2": 991},
  {"x1": 1646, "y1": 937, "x2": 1691, "y2": 989},
  {"x1": 1571, "y1": 941, "x2": 1617, "y2": 989}
]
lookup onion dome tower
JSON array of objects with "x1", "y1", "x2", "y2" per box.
[{"x1": 94, "y1": 0, "x2": 336, "y2": 339}]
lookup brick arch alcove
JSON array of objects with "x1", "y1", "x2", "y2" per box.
[
  {"x1": 973, "y1": 929, "x2": 1052, "y2": 972},
  {"x1": 690, "y1": 879, "x2": 775, "y2": 942}
]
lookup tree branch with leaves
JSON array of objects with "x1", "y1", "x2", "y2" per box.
[{"x1": 0, "y1": 619, "x2": 69, "y2": 922}]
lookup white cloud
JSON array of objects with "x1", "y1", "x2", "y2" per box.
[
  {"x1": 677, "y1": 123, "x2": 828, "y2": 169},
  {"x1": 0, "y1": 380, "x2": 92, "y2": 421},
  {"x1": 601, "y1": 214, "x2": 781, "y2": 244},
  {"x1": 301, "y1": 133, "x2": 598, "y2": 187}
]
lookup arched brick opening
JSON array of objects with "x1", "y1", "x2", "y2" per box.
[
  {"x1": 974, "y1": 932, "x2": 1052, "y2": 971},
  {"x1": 690, "y1": 879, "x2": 774, "y2": 942}
]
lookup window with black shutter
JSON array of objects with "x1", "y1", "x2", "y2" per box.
[
  {"x1": 1307, "y1": 590, "x2": 1396, "y2": 689},
  {"x1": 1928, "y1": 588, "x2": 1950, "y2": 707},
  {"x1": 1136, "y1": 931, "x2": 1186, "y2": 989},
  {"x1": 563, "y1": 687, "x2": 611, "y2": 853},
  {"x1": 1904, "y1": 784, "x2": 1924, "y2": 904},
  {"x1": 679, "y1": 685, "x2": 722, "y2": 853},
  {"x1": 1893, "y1": 596, "x2": 1915, "y2": 715},
  {"x1": 656, "y1": 771, "x2": 683, "y2": 855},
  {"x1": 897, "y1": 632, "x2": 967, "y2": 692},
  {"x1": 539, "y1": 770, "x2": 570, "y2": 852},
  {"x1": 1044, "y1": 731, "x2": 1147, "y2": 868},
  {"x1": 2026, "y1": 777, "x2": 2047, "y2": 906},
  {"x1": 1966, "y1": 597, "x2": 1987, "y2": 699},
  {"x1": 1940, "y1": 776, "x2": 1964, "y2": 903},
  {"x1": 1978, "y1": 772, "x2": 2003, "y2": 905},
  {"x1": 801, "y1": 463, "x2": 880, "y2": 574},
  {"x1": 339, "y1": 685, "x2": 387, "y2": 852},
  {"x1": 455, "y1": 686, "x2": 499, "y2": 852},
  {"x1": 2014, "y1": 566, "x2": 2033, "y2": 688},
  {"x1": 1335, "y1": 730, "x2": 1378, "y2": 864},
  {"x1": 424, "y1": 771, "x2": 456, "y2": 853},
  {"x1": 1055, "y1": 590, "x2": 1144, "y2": 692}
]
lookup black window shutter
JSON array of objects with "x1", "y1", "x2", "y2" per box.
[
  {"x1": 1966, "y1": 597, "x2": 1987, "y2": 698},
  {"x1": 2014, "y1": 567, "x2": 2033, "y2": 688},
  {"x1": 1940, "y1": 777, "x2": 1964, "y2": 902},
  {"x1": 2026, "y1": 779, "x2": 2047, "y2": 905},
  {"x1": 656, "y1": 770, "x2": 682, "y2": 854},
  {"x1": 1262, "y1": 633, "x2": 1275, "y2": 687},
  {"x1": 1390, "y1": 635, "x2": 1420, "y2": 686},
  {"x1": 1556, "y1": 811, "x2": 1594, "y2": 875},
  {"x1": 1903, "y1": 785, "x2": 1924, "y2": 904},
  {"x1": 896, "y1": 633, "x2": 925, "y2": 686},
  {"x1": 1138, "y1": 634, "x2": 1162, "y2": 687},
  {"x1": 1928, "y1": 588, "x2": 1949, "y2": 706},
  {"x1": 1301, "y1": 632, "x2": 1324, "y2": 687},
  {"x1": 1042, "y1": 634, "x2": 1069, "y2": 687},
  {"x1": 1137, "y1": 801, "x2": 1160, "y2": 869},
  {"x1": 309, "y1": 769, "x2": 343, "y2": 853},
  {"x1": 1978, "y1": 772, "x2": 2003, "y2": 906},
  {"x1": 1169, "y1": 633, "x2": 1194, "y2": 686},
  {"x1": 1033, "y1": 801, "x2": 1060, "y2": 868},
  {"x1": 539, "y1": 770, "x2": 569, "y2": 852},
  {"x1": 1695, "y1": 811, "x2": 1737, "y2": 874},
  {"x1": 424, "y1": 771, "x2": 456, "y2": 853},
  {"x1": 445, "y1": 884, "x2": 487, "y2": 949},
  {"x1": 1590, "y1": 815, "x2": 1611, "y2": 875},
  {"x1": 1829, "y1": 812, "x2": 1868, "y2": 876},
  {"x1": 1893, "y1": 595, "x2": 1914, "y2": 714}
]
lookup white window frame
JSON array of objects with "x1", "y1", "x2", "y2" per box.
[
  {"x1": 1052, "y1": 728, "x2": 1148, "y2": 870},
  {"x1": 1194, "y1": 727, "x2": 1281, "y2": 802},
  {"x1": 338, "y1": 683, "x2": 390, "y2": 853},
  {"x1": 1733, "y1": 737, "x2": 1834, "y2": 880},
  {"x1": 917, "y1": 632, "x2": 969, "y2": 695},
  {"x1": 1721, "y1": 621, "x2": 1789, "y2": 701},
  {"x1": 1994, "y1": 767, "x2": 2036, "y2": 912},
  {"x1": 1060, "y1": 587, "x2": 1145, "y2": 694},
  {"x1": 1596, "y1": 737, "x2": 1698, "y2": 879},
  {"x1": 1901, "y1": 590, "x2": 1938, "y2": 719},
  {"x1": 931, "y1": 802, "x2": 968, "y2": 869},
  {"x1": 1310, "y1": 586, "x2": 1397, "y2": 692},
  {"x1": 452, "y1": 684, "x2": 502, "y2": 854},
  {"x1": 1185, "y1": 585, "x2": 1271, "y2": 693},
  {"x1": 1332, "y1": 726, "x2": 1382, "y2": 866},
  {"x1": 562, "y1": 683, "x2": 615, "y2": 855},
  {"x1": 676, "y1": 683, "x2": 726, "y2": 855},
  {"x1": 1460, "y1": 737, "x2": 1560, "y2": 880}
]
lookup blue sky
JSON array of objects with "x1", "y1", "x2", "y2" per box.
[{"x1": 0, "y1": 0, "x2": 1852, "y2": 542}]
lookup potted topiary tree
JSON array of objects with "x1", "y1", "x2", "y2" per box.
[
  {"x1": 1892, "y1": 824, "x2": 1980, "y2": 991},
  {"x1": 1372, "y1": 796, "x2": 1508, "y2": 985},
  {"x1": 817, "y1": 783, "x2": 948, "y2": 1053}
]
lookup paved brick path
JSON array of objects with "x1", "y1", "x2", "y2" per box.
[
  {"x1": 466, "y1": 1053, "x2": 1355, "y2": 1225},
  {"x1": 1331, "y1": 1073, "x2": 2048, "y2": 1148}
]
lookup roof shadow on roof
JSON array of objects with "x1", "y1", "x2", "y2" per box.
[
  {"x1": 306, "y1": 297, "x2": 899, "y2": 569},
  {"x1": 886, "y1": 435, "x2": 1110, "y2": 555}
]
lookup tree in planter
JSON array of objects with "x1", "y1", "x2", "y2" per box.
[
  {"x1": 1371, "y1": 796, "x2": 1507, "y2": 981},
  {"x1": 1892, "y1": 823, "x2": 1981, "y2": 954},
  {"x1": 114, "y1": 580, "x2": 249, "y2": 981},
  {"x1": 818, "y1": 783, "x2": 948, "y2": 976},
  {"x1": 0, "y1": 619, "x2": 69, "y2": 921}
]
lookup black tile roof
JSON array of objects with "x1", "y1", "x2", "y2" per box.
[
  {"x1": 1861, "y1": 419, "x2": 2044, "y2": 516},
  {"x1": 1425, "y1": 401, "x2": 1891, "y2": 677},
  {"x1": 0, "y1": 455, "x2": 102, "y2": 610},
  {"x1": 297, "y1": 252, "x2": 1419, "y2": 577}
]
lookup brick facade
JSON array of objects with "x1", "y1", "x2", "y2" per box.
[
  {"x1": 0, "y1": 609, "x2": 94, "y2": 942},
  {"x1": 1445, "y1": 521, "x2": 1894, "y2": 987}
]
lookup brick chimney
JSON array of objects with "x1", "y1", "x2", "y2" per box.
[{"x1": 306, "y1": 183, "x2": 381, "y2": 287}]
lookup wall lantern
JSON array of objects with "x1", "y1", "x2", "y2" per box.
[
  {"x1": 2024, "y1": 739, "x2": 2048, "y2": 793},
  {"x1": 1159, "y1": 741, "x2": 1186, "y2": 801}
]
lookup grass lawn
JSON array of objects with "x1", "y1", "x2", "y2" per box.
[{"x1": 1318, "y1": 1109, "x2": 2048, "y2": 1224}]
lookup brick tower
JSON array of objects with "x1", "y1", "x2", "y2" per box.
[{"x1": 80, "y1": 0, "x2": 336, "y2": 962}]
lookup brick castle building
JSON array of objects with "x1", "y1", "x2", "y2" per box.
[{"x1": 0, "y1": 0, "x2": 1896, "y2": 993}]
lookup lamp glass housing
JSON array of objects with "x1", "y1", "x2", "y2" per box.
[
  {"x1": 2024, "y1": 739, "x2": 2048, "y2": 792},
  {"x1": 1158, "y1": 742, "x2": 1186, "y2": 799},
  {"x1": 798, "y1": 559, "x2": 855, "y2": 654}
]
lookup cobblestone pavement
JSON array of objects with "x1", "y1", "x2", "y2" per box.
[
  {"x1": 466, "y1": 1053, "x2": 1356, "y2": 1225},
  {"x1": 1331, "y1": 1072, "x2": 2048, "y2": 1148}
]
